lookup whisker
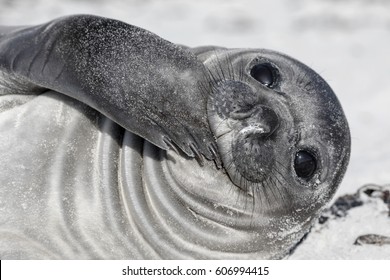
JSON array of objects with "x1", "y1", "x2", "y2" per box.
[
  {"x1": 218, "y1": 145, "x2": 234, "y2": 159},
  {"x1": 197, "y1": 79, "x2": 211, "y2": 99},
  {"x1": 265, "y1": 175, "x2": 279, "y2": 204},
  {"x1": 210, "y1": 55, "x2": 224, "y2": 83},
  {"x1": 216, "y1": 54, "x2": 227, "y2": 82},
  {"x1": 272, "y1": 166, "x2": 289, "y2": 190},
  {"x1": 249, "y1": 182, "x2": 256, "y2": 225},
  {"x1": 206, "y1": 67, "x2": 221, "y2": 89},
  {"x1": 269, "y1": 174, "x2": 285, "y2": 204},
  {"x1": 274, "y1": 158, "x2": 289, "y2": 173},
  {"x1": 225, "y1": 53, "x2": 235, "y2": 81},
  {"x1": 271, "y1": 168, "x2": 287, "y2": 194},
  {"x1": 274, "y1": 161, "x2": 291, "y2": 189},
  {"x1": 214, "y1": 117, "x2": 229, "y2": 131},
  {"x1": 255, "y1": 182, "x2": 264, "y2": 214},
  {"x1": 216, "y1": 130, "x2": 232, "y2": 141},
  {"x1": 238, "y1": 58, "x2": 245, "y2": 81}
]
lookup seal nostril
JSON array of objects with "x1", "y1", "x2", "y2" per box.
[
  {"x1": 264, "y1": 110, "x2": 279, "y2": 137},
  {"x1": 250, "y1": 106, "x2": 279, "y2": 138}
]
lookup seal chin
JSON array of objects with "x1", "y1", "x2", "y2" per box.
[
  {"x1": 232, "y1": 134, "x2": 275, "y2": 184},
  {"x1": 212, "y1": 126, "x2": 276, "y2": 189}
]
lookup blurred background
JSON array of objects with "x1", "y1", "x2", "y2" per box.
[{"x1": 1, "y1": 0, "x2": 389, "y2": 197}]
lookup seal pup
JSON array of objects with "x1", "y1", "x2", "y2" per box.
[{"x1": 0, "y1": 16, "x2": 350, "y2": 259}]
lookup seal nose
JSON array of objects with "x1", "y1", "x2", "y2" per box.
[{"x1": 239, "y1": 105, "x2": 279, "y2": 138}]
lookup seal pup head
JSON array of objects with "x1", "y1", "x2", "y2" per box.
[
  {"x1": 160, "y1": 47, "x2": 350, "y2": 258},
  {"x1": 201, "y1": 48, "x2": 350, "y2": 211}
]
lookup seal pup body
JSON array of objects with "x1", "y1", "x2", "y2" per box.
[{"x1": 0, "y1": 16, "x2": 351, "y2": 259}]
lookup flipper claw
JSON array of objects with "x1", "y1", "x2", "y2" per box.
[{"x1": 190, "y1": 142, "x2": 205, "y2": 166}]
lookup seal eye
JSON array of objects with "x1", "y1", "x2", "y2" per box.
[
  {"x1": 294, "y1": 150, "x2": 317, "y2": 180},
  {"x1": 250, "y1": 63, "x2": 276, "y2": 87}
]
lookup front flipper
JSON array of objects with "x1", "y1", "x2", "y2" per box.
[{"x1": 0, "y1": 15, "x2": 218, "y2": 161}]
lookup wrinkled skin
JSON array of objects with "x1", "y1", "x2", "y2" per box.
[{"x1": 0, "y1": 16, "x2": 350, "y2": 259}]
